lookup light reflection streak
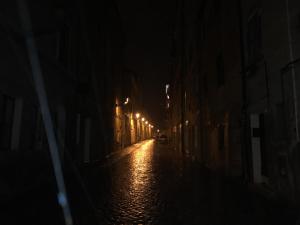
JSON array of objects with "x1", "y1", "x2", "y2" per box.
[
  {"x1": 130, "y1": 140, "x2": 154, "y2": 192},
  {"x1": 109, "y1": 140, "x2": 155, "y2": 222}
]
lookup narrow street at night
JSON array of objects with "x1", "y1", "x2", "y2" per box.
[
  {"x1": 72, "y1": 140, "x2": 297, "y2": 225},
  {"x1": 1, "y1": 139, "x2": 298, "y2": 225},
  {"x1": 1, "y1": 0, "x2": 300, "y2": 224}
]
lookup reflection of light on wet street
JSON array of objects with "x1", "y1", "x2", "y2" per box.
[
  {"x1": 92, "y1": 138, "x2": 290, "y2": 225},
  {"x1": 104, "y1": 140, "x2": 157, "y2": 224},
  {"x1": 131, "y1": 140, "x2": 154, "y2": 191}
]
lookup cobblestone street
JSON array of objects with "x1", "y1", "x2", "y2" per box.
[
  {"x1": 2, "y1": 140, "x2": 298, "y2": 225},
  {"x1": 78, "y1": 140, "x2": 298, "y2": 225}
]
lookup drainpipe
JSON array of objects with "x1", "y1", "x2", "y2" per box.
[{"x1": 285, "y1": 0, "x2": 299, "y2": 142}]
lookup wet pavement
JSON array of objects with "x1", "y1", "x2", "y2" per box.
[
  {"x1": 1, "y1": 139, "x2": 299, "y2": 225},
  {"x1": 79, "y1": 140, "x2": 298, "y2": 225}
]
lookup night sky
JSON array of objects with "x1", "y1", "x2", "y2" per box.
[{"x1": 117, "y1": 0, "x2": 175, "y2": 128}]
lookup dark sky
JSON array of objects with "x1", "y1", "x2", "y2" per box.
[{"x1": 117, "y1": 0, "x2": 175, "y2": 128}]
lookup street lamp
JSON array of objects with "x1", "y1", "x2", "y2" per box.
[
  {"x1": 135, "y1": 113, "x2": 140, "y2": 119},
  {"x1": 124, "y1": 97, "x2": 129, "y2": 105},
  {"x1": 166, "y1": 84, "x2": 170, "y2": 94},
  {"x1": 142, "y1": 117, "x2": 145, "y2": 122},
  {"x1": 115, "y1": 97, "x2": 130, "y2": 107},
  {"x1": 145, "y1": 121, "x2": 148, "y2": 124}
]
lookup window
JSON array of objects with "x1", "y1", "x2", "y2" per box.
[
  {"x1": 188, "y1": 44, "x2": 193, "y2": 64},
  {"x1": 259, "y1": 114, "x2": 268, "y2": 177},
  {"x1": 216, "y1": 52, "x2": 225, "y2": 86},
  {"x1": 0, "y1": 94, "x2": 15, "y2": 150},
  {"x1": 297, "y1": 12, "x2": 300, "y2": 31},
  {"x1": 218, "y1": 124, "x2": 225, "y2": 151},
  {"x1": 247, "y1": 10, "x2": 262, "y2": 65},
  {"x1": 33, "y1": 108, "x2": 47, "y2": 151},
  {"x1": 56, "y1": 25, "x2": 70, "y2": 66},
  {"x1": 203, "y1": 74, "x2": 208, "y2": 93},
  {"x1": 198, "y1": 21, "x2": 206, "y2": 42},
  {"x1": 214, "y1": 0, "x2": 221, "y2": 19},
  {"x1": 195, "y1": 74, "x2": 199, "y2": 93}
]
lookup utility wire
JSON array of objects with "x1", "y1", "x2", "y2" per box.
[{"x1": 16, "y1": 1, "x2": 73, "y2": 225}]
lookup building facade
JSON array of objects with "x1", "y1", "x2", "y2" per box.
[
  {"x1": 169, "y1": 0, "x2": 300, "y2": 203},
  {"x1": 0, "y1": 0, "x2": 134, "y2": 198}
]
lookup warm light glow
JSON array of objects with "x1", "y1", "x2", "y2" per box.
[
  {"x1": 167, "y1": 95, "x2": 170, "y2": 99},
  {"x1": 115, "y1": 104, "x2": 121, "y2": 116},
  {"x1": 148, "y1": 124, "x2": 151, "y2": 127},
  {"x1": 145, "y1": 121, "x2": 148, "y2": 124},
  {"x1": 130, "y1": 140, "x2": 154, "y2": 202},
  {"x1": 142, "y1": 118, "x2": 145, "y2": 122},
  {"x1": 124, "y1": 97, "x2": 129, "y2": 105},
  {"x1": 165, "y1": 84, "x2": 170, "y2": 94},
  {"x1": 130, "y1": 114, "x2": 136, "y2": 143},
  {"x1": 185, "y1": 120, "x2": 189, "y2": 126},
  {"x1": 157, "y1": 129, "x2": 160, "y2": 133},
  {"x1": 135, "y1": 113, "x2": 140, "y2": 119}
]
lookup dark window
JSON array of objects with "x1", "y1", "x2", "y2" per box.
[
  {"x1": 199, "y1": 21, "x2": 206, "y2": 42},
  {"x1": 297, "y1": 12, "x2": 300, "y2": 31},
  {"x1": 216, "y1": 52, "x2": 225, "y2": 86},
  {"x1": 214, "y1": 0, "x2": 221, "y2": 19},
  {"x1": 252, "y1": 128, "x2": 261, "y2": 137},
  {"x1": 259, "y1": 114, "x2": 268, "y2": 176},
  {"x1": 247, "y1": 11, "x2": 262, "y2": 65},
  {"x1": 189, "y1": 44, "x2": 193, "y2": 64},
  {"x1": 57, "y1": 26, "x2": 69, "y2": 66},
  {"x1": 0, "y1": 94, "x2": 14, "y2": 150},
  {"x1": 33, "y1": 108, "x2": 48, "y2": 151},
  {"x1": 218, "y1": 124, "x2": 225, "y2": 151},
  {"x1": 202, "y1": 22, "x2": 206, "y2": 41},
  {"x1": 275, "y1": 103, "x2": 287, "y2": 140},
  {"x1": 203, "y1": 74, "x2": 208, "y2": 93}
]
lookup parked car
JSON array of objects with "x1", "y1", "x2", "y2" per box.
[{"x1": 157, "y1": 134, "x2": 168, "y2": 144}]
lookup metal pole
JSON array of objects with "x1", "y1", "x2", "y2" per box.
[{"x1": 17, "y1": 1, "x2": 73, "y2": 225}]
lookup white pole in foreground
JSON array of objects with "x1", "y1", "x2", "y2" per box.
[{"x1": 16, "y1": 1, "x2": 73, "y2": 225}]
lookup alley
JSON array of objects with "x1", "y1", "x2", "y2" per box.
[
  {"x1": 76, "y1": 140, "x2": 297, "y2": 225},
  {"x1": 2, "y1": 0, "x2": 300, "y2": 225},
  {"x1": 1, "y1": 140, "x2": 298, "y2": 225}
]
